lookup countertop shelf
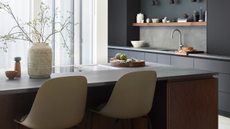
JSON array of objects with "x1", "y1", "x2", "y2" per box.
[{"x1": 133, "y1": 22, "x2": 206, "y2": 26}]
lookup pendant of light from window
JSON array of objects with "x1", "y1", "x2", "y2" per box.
[
  {"x1": 191, "y1": 0, "x2": 196, "y2": 2},
  {"x1": 151, "y1": 0, "x2": 158, "y2": 6}
]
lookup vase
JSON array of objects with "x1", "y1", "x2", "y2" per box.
[
  {"x1": 193, "y1": 15, "x2": 200, "y2": 22},
  {"x1": 28, "y1": 43, "x2": 52, "y2": 78}
]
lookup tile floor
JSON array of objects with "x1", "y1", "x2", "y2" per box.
[{"x1": 219, "y1": 115, "x2": 230, "y2": 129}]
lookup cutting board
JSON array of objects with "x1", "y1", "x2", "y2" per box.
[
  {"x1": 110, "y1": 60, "x2": 145, "y2": 67},
  {"x1": 175, "y1": 51, "x2": 204, "y2": 55}
]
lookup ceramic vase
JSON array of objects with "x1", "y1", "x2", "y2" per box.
[
  {"x1": 193, "y1": 15, "x2": 200, "y2": 22},
  {"x1": 28, "y1": 43, "x2": 52, "y2": 78}
]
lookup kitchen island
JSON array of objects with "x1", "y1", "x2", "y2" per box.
[{"x1": 0, "y1": 62, "x2": 218, "y2": 129}]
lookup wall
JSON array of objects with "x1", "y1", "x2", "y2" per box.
[
  {"x1": 140, "y1": 0, "x2": 207, "y2": 51},
  {"x1": 140, "y1": 26, "x2": 206, "y2": 51}
]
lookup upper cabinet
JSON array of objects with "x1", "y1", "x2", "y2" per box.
[
  {"x1": 108, "y1": 0, "x2": 140, "y2": 46},
  {"x1": 207, "y1": 0, "x2": 230, "y2": 56}
]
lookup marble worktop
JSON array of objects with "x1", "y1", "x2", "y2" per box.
[
  {"x1": 108, "y1": 46, "x2": 230, "y2": 61},
  {"x1": 0, "y1": 62, "x2": 218, "y2": 95}
]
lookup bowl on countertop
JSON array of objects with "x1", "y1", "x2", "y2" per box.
[
  {"x1": 131, "y1": 41, "x2": 144, "y2": 48},
  {"x1": 5, "y1": 71, "x2": 17, "y2": 79}
]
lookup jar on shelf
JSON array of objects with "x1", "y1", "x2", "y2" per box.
[{"x1": 136, "y1": 13, "x2": 144, "y2": 23}]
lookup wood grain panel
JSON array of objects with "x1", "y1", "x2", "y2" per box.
[
  {"x1": 133, "y1": 22, "x2": 206, "y2": 26},
  {"x1": 0, "y1": 92, "x2": 36, "y2": 129},
  {"x1": 167, "y1": 78, "x2": 218, "y2": 129}
]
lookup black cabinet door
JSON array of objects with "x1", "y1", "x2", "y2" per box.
[
  {"x1": 171, "y1": 56, "x2": 193, "y2": 68},
  {"x1": 108, "y1": 0, "x2": 126, "y2": 46},
  {"x1": 207, "y1": 0, "x2": 230, "y2": 56},
  {"x1": 108, "y1": 0, "x2": 140, "y2": 46},
  {"x1": 157, "y1": 54, "x2": 170, "y2": 65},
  {"x1": 130, "y1": 51, "x2": 145, "y2": 60},
  {"x1": 145, "y1": 53, "x2": 157, "y2": 63}
]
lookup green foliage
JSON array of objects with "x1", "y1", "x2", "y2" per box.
[{"x1": 193, "y1": 10, "x2": 199, "y2": 15}]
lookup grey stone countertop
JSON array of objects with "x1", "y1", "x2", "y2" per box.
[
  {"x1": 0, "y1": 62, "x2": 218, "y2": 95},
  {"x1": 108, "y1": 46, "x2": 230, "y2": 61}
]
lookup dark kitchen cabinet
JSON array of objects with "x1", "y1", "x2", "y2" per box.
[
  {"x1": 108, "y1": 0, "x2": 140, "y2": 46},
  {"x1": 145, "y1": 53, "x2": 157, "y2": 63},
  {"x1": 130, "y1": 51, "x2": 145, "y2": 60},
  {"x1": 194, "y1": 58, "x2": 230, "y2": 115},
  {"x1": 216, "y1": 74, "x2": 230, "y2": 94},
  {"x1": 207, "y1": 0, "x2": 230, "y2": 56},
  {"x1": 194, "y1": 58, "x2": 230, "y2": 74},
  {"x1": 219, "y1": 92, "x2": 230, "y2": 113},
  {"x1": 171, "y1": 56, "x2": 194, "y2": 69},
  {"x1": 157, "y1": 54, "x2": 171, "y2": 65}
]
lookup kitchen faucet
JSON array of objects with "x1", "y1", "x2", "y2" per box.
[{"x1": 171, "y1": 29, "x2": 183, "y2": 49}]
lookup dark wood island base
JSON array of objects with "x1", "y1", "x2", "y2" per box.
[{"x1": 0, "y1": 76, "x2": 218, "y2": 129}]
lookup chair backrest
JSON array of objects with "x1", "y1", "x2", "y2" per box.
[
  {"x1": 99, "y1": 71, "x2": 157, "y2": 119},
  {"x1": 22, "y1": 76, "x2": 87, "y2": 129}
]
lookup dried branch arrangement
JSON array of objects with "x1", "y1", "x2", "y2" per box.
[{"x1": 0, "y1": 2, "x2": 77, "y2": 55}]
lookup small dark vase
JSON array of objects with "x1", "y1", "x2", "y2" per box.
[{"x1": 193, "y1": 15, "x2": 200, "y2": 22}]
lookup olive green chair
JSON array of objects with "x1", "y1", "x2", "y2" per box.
[
  {"x1": 14, "y1": 76, "x2": 88, "y2": 129},
  {"x1": 90, "y1": 71, "x2": 157, "y2": 129}
]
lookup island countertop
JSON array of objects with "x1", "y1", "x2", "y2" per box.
[{"x1": 0, "y1": 62, "x2": 218, "y2": 95}]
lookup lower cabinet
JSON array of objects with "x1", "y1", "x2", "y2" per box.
[
  {"x1": 157, "y1": 54, "x2": 171, "y2": 65},
  {"x1": 130, "y1": 51, "x2": 145, "y2": 60},
  {"x1": 145, "y1": 53, "x2": 157, "y2": 63},
  {"x1": 171, "y1": 56, "x2": 194, "y2": 69},
  {"x1": 215, "y1": 74, "x2": 230, "y2": 93},
  {"x1": 219, "y1": 92, "x2": 230, "y2": 113},
  {"x1": 108, "y1": 48, "x2": 230, "y2": 115},
  {"x1": 108, "y1": 49, "x2": 130, "y2": 58}
]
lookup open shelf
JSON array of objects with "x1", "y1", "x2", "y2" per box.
[{"x1": 133, "y1": 22, "x2": 206, "y2": 26}]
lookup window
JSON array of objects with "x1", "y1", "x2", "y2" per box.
[
  {"x1": 0, "y1": 0, "x2": 30, "y2": 69},
  {"x1": 0, "y1": 0, "x2": 107, "y2": 70}
]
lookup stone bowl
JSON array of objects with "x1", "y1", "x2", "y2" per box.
[
  {"x1": 131, "y1": 41, "x2": 144, "y2": 48},
  {"x1": 5, "y1": 71, "x2": 17, "y2": 79}
]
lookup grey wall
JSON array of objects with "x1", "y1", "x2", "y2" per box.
[
  {"x1": 141, "y1": 0, "x2": 206, "y2": 21},
  {"x1": 140, "y1": 0, "x2": 207, "y2": 51},
  {"x1": 140, "y1": 26, "x2": 206, "y2": 51}
]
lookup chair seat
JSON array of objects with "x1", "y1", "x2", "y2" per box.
[
  {"x1": 14, "y1": 114, "x2": 28, "y2": 123},
  {"x1": 89, "y1": 71, "x2": 157, "y2": 129}
]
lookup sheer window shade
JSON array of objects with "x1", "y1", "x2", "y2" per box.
[
  {"x1": 0, "y1": 0, "x2": 30, "y2": 69},
  {"x1": 0, "y1": 0, "x2": 95, "y2": 70}
]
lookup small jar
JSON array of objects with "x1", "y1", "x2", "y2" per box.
[
  {"x1": 136, "y1": 13, "x2": 144, "y2": 23},
  {"x1": 146, "y1": 18, "x2": 150, "y2": 23}
]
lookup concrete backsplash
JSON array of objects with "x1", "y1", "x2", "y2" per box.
[{"x1": 140, "y1": 26, "x2": 206, "y2": 51}]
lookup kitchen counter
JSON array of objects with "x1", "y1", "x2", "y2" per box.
[
  {"x1": 108, "y1": 45, "x2": 230, "y2": 61},
  {"x1": 0, "y1": 62, "x2": 218, "y2": 95}
]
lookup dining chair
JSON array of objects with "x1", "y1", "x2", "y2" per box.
[
  {"x1": 14, "y1": 76, "x2": 87, "y2": 129},
  {"x1": 89, "y1": 71, "x2": 157, "y2": 129}
]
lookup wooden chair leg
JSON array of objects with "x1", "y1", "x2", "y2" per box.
[{"x1": 114, "y1": 119, "x2": 120, "y2": 129}]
